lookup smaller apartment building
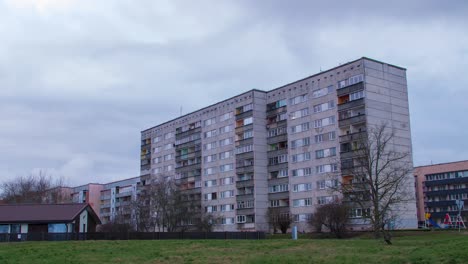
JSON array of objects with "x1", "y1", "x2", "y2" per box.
[
  {"x1": 99, "y1": 177, "x2": 140, "y2": 224},
  {"x1": 415, "y1": 160, "x2": 468, "y2": 225}
]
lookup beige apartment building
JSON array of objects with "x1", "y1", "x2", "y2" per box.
[
  {"x1": 140, "y1": 57, "x2": 418, "y2": 231},
  {"x1": 414, "y1": 160, "x2": 468, "y2": 225}
]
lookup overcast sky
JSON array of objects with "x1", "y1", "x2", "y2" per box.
[{"x1": 1, "y1": 0, "x2": 467, "y2": 186}]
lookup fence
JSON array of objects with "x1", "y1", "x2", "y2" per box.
[{"x1": 0, "y1": 231, "x2": 265, "y2": 242}]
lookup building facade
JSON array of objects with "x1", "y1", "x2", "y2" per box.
[
  {"x1": 99, "y1": 177, "x2": 140, "y2": 224},
  {"x1": 140, "y1": 57, "x2": 417, "y2": 231},
  {"x1": 414, "y1": 160, "x2": 468, "y2": 225}
]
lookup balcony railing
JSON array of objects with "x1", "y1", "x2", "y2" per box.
[
  {"x1": 338, "y1": 98, "x2": 365, "y2": 112},
  {"x1": 338, "y1": 114, "x2": 366, "y2": 128}
]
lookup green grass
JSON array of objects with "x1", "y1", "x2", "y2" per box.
[{"x1": 1, "y1": 232, "x2": 467, "y2": 263}]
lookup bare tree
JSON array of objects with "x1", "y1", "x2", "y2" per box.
[
  {"x1": 267, "y1": 207, "x2": 292, "y2": 234},
  {"x1": 0, "y1": 170, "x2": 68, "y2": 204},
  {"x1": 335, "y1": 123, "x2": 413, "y2": 244},
  {"x1": 132, "y1": 176, "x2": 204, "y2": 232},
  {"x1": 309, "y1": 202, "x2": 349, "y2": 238}
]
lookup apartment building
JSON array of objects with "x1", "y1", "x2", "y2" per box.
[
  {"x1": 99, "y1": 177, "x2": 140, "y2": 224},
  {"x1": 71, "y1": 183, "x2": 103, "y2": 219},
  {"x1": 414, "y1": 160, "x2": 468, "y2": 225},
  {"x1": 140, "y1": 57, "x2": 417, "y2": 231}
]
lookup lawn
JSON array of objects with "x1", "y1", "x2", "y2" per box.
[{"x1": 0, "y1": 232, "x2": 467, "y2": 263}]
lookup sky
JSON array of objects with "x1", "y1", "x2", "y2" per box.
[{"x1": 1, "y1": 0, "x2": 467, "y2": 186}]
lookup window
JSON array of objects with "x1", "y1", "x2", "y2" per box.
[
  {"x1": 290, "y1": 108, "x2": 309, "y2": 120},
  {"x1": 222, "y1": 217, "x2": 235, "y2": 225},
  {"x1": 243, "y1": 117, "x2": 253, "y2": 126},
  {"x1": 268, "y1": 126, "x2": 287, "y2": 137},
  {"x1": 220, "y1": 204, "x2": 235, "y2": 212},
  {"x1": 204, "y1": 142, "x2": 217, "y2": 150},
  {"x1": 152, "y1": 167, "x2": 162, "y2": 174},
  {"x1": 315, "y1": 147, "x2": 336, "y2": 159},
  {"x1": 348, "y1": 74, "x2": 364, "y2": 86},
  {"x1": 291, "y1": 152, "x2": 311, "y2": 163},
  {"x1": 316, "y1": 164, "x2": 338, "y2": 174},
  {"x1": 219, "y1": 125, "x2": 233, "y2": 134},
  {"x1": 236, "y1": 144, "x2": 253, "y2": 154},
  {"x1": 219, "y1": 137, "x2": 233, "y2": 147},
  {"x1": 314, "y1": 116, "x2": 335, "y2": 128},
  {"x1": 349, "y1": 208, "x2": 370, "y2": 218},
  {"x1": 220, "y1": 190, "x2": 234, "y2": 198},
  {"x1": 350, "y1": 90, "x2": 365, "y2": 101},
  {"x1": 294, "y1": 214, "x2": 312, "y2": 222},
  {"x1": 221, "y1": 177, "x2": 234, "y2": 185},
  {"x1": 219, "y1": 150, "x2": 233, "y2": 160},
  {"x1": 292, "y1": 167, "x2": 312, "y2": 177},
  {"x1": 205, "y1": 129, "x2": 217, "y2": 138},
  {"x1": 291, "y1": 137, "x2": 310, "y2": 148},
  {"x1": 317, "y1": 179, "x2": 339, "y2": 190},
  {"x1": 204, "y1": 179, "x2": 217, "y2": 187},
  {"x1": 204, "y1": 154, "x2": 217, "y2": 163},
  {"x1": 317, "y1": 195, "x2": 337, "y2": 205},
  {"x1": 164, "y1": 143, "x2": 173, "y2": 150},
  {"x1": 312, "y1": 87, "x2": 331, "y2": 98},
  {"x1": 313, "y1": 100, "x2": 335, "y2": 113},
  {"x1": 164, "y1": 132, "x2": 174, "y2": 140},
  {"x1": 204, "y1": 117, "x2": 216, "y2": 127},
  {"x1": 164, "y1": 165, "x2": 173, "y2": 172},
  {"x1": 153, "y1": 156, "x2": 162, "y2": 164},
  {"x1": 153, "y1": 136, "x2": 161, "y2": 143},
  {"x1": 204, "y1": 167, "x2": 217, "y2": 175},
  {"x1": 291, "y1": 122, "x2": 309, "y2": 134},
  {"x1": 236, "y1": 103, "x2": 253, "y2": 114},
  {"x1": 292, "y1": 198, "x2": 312, "y2": 207},
  {"x1": 205, "y1": 205, "x2": 217, "y2": 213},
  {"x1": 293, "y1": 183, "x2": 312, "y2": 192},
  {"x1": 237, "y1": 215, "x2": 246, "y2": 223},
  {"x1": 164, "y1": 154, "x2": 173, "y2": 161},
  {"x1": 268, "y1": 154, "x2": 288, "y2": 165},
  {"x1": 219, "y1": 112, "x2": 233, "y2": 122},
  {"x1": 270, "y1": 200, "x2": 280, "y2": 207},
  {"x1": 153, "y1": 146, "x2": 161, "y2": 153},
  {"x1": 204, "y1": 192, "x2": 217, "y2": 200},
  {"x1": 269, "y1": 184, "x2": 289, "y2": 193},
  {"x1": 290, "y1": 94, "x2": 307, "y2": 105},
  {"x1": 237, "y1": 200, "x2": 254, "y2": 209},
  {"x1": 237, "y1": 129, "x2": 253, "y2": 141}
]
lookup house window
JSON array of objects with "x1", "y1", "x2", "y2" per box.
[
  {"x1": 237, "y1": 215, "x2": 246, "y2": 223},
  {"x1": 204, "y1": 117, "x2": 216, "y2": 127},
  {"x1": 290, "y1": 94, "x2": 308, "y2": 105}
]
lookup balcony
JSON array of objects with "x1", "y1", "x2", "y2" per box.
[
  {"x1": 339, "y1": 131, "x2": 367, "y2": 143},
  {"x1": 338, "y1": 98, "x2": 365, "y2": 112},
  {"x1": 425, "y1": 200, "x2": 459, "y2": 208},
  {"x1": 267, "y1": 134, "x2": 288, "y2": 144},
  {"x1": 236, "y1": 208, "x2": 255, "y2": 215},
  {"x1": 338, "y1": 114, "x2": 366, "y2": 128},
  {"x1": 175, "y1": 126, "x2": 201, "y2": 138},
  {"x1": 175, "y1": 139, "x2": 201, "y2": 149},
  {"x1": 236, "y1": 193, "x2": 254, "y2": 200},
  {"x1": 425, "y1": 177, "x2": 468, "y2": 187},
  {"x1": 425, "y1": 188, "x2": 468, "y2": 197},
  {"x1": 235, "y1": 123, "x2": 253, "y2": 134},
  {"x1": 236, "y1": 179, "x2": 254, "y2": 189},
  {"x1": 116, "y1": 191, "x2": 133, "y2": 198},
  {"x1": 336, "y1": 82, "x2": 364, "y2": 97},
  {"x1": 268, "y1": 191, "x2": 289, "y2": 200}
]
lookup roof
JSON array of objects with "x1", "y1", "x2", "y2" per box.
[{"x1": 0, "y1": 203, "x2": 101, "y2": 224}]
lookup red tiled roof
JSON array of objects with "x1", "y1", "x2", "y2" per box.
[{"x1": 0, "y1": 203, "x2": 100, "y2": 224}]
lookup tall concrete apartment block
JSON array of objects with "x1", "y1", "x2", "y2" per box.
[{"x1": 140, "y1": 57, "x2": 417, "y2": 231}]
